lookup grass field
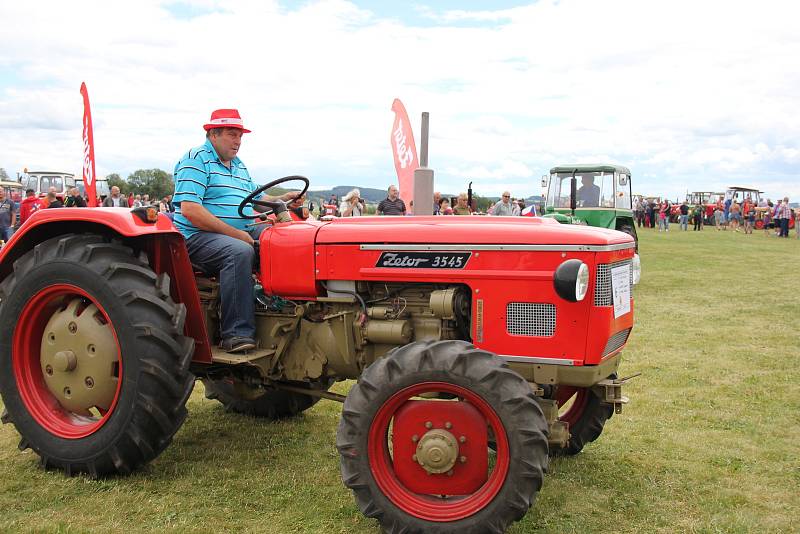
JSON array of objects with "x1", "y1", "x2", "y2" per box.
[{"x1": 1, "y1": 227, "x2": 798, "y2": 533}]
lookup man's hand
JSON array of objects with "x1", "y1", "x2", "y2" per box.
[
  {"x1": 281, "y1": 191, "x2": 300, "y2": 203},
  {"x1": 235, "y1": 229, "x2": 254, "y2": 245}
]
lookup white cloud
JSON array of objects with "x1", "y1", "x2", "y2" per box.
[{"x1": 0, "y1": 0, "x2": 798, "y2": 200}]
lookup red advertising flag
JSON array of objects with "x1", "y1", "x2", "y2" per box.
[
  {"x1": 390, "y1": 99, "x2": 418, "y2": 205},
  {"x1": 80, "y1": 82, "x2": 98, "y2": 207}
]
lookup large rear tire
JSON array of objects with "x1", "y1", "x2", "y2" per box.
[
  {"x1": 337, "y1": 340, "x2": 549, "y2": 534},
  {"x1": 201, "y1": 378, "x2": 325, "y2": 419},
  {"x1": 0, "y1": 234, "x2": 194, "y2": 476}
]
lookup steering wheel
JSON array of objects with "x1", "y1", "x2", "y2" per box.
[{"x1": 237, "y1": 175, "x2": 310, "y2": 219}]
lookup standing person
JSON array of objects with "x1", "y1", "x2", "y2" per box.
[
  {"x1": 729, "y1": 201, "x2": 741, "y2": 232},
  {"x1": 376, "y1": 185, "x2": 407, "y2": 216},
  {"x1": 658, "y1": 200, "x2": 668, "y2": 232},
  {"x1": 648, "y1": 199, "x2": 657, "y2": 228},
  {"x1": 45, "y1": 192, "x2": 63, "y2": 208},
  {"x1": 433, "y1": 192, "x2": 441, "y2": 215},
  {"x1": 439, "y1": 198, "x2": 453, "y2": 215},
  {"x1": 634, "y1": 197, "x2": 644, "y2": 227},
  {"x1": 679, "y1": 200, "x2": 689, "y2": 231},
  {"x1": 692, "y1": 202, "x2": 704, "y2": 231},
  {"x1": 132, "y1": 194, "x2": 143, "y2": 208},
  {"x1": 453, "y1": 193, "x2": 471, "y2": 215},
  {"x1": 745, "y1": 204, "x2": 755, "y2": 234},
  {"x1": 489, "y1": 191, "x2": 520, "y2": 216},
  {"x1": 102, "y1": 186, "x2": 129, "y2": 207},
  {"x1": 127, "y1": 192, "x2": 134, "y2": 207},
  {"x1": 19, "y1": 189, "x2": 44, "y2": 225},
  {"x1": 0, "y1": 188, "x2": 16, "y2": 241},
  {"x1": 778, "y1": 197, "x2": 791, "y2": 237},
  {"x1": 723, "y1": 195, "x2": 732, "y2": 227},
  {"x1": 339, "y1": 189, "x2": 363, "y2": 217},
  {"x1": 172, "y1": 108, "x2": 298, "y2": 353},
  {"x1": 713, "y1": 206, "x2": 724, "y2": 230},
  {"x1": 795, "y1": 206, "x2": 800, "y2": 239},
  {"x1": 64, "y1": 187, "x2": 87, "y2": 207}
]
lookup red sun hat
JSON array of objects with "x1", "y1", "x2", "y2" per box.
[{"x1": 203, "y1": 109, "x2": 251, "y2": 133}]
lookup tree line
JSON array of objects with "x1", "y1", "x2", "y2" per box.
[{"x1": 105, "y1": 169, "x2": 174, "y2": 200}]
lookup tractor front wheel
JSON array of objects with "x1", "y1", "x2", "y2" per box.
[
  {"x1": 337, "y1": 340, "x2": 549, "y2": 533},
  {"x1": 0, "y1": 234, "x2": 194, "y2": 476},
  {"x1": 551, "y1": 383, "x2": 614, "y2": 456}
]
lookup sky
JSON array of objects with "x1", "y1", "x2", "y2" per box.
[{"x1": 0, "y1": 0, "x2": 798, "y2": 201}]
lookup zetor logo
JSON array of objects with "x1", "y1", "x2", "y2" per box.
[
  {"x1": 376, "y1": 251, "x2": 471, "y2": 269},
  {"x1": 393, "y1": 119, "x2": 415, "y2": 169}
]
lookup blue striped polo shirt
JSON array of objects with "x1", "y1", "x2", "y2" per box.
[{"x1": 172, "y1": 139, "x2": 257, "y2": 240}]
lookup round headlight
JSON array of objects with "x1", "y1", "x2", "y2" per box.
[
  {"x1": 554, "y1": 259, "x2": 590, "y2": 302},
  {"x1": 575, "y1": 262, "x2": 589, "y2": 301},
  {"x1": 631, "y1": 253, "x2": 641, "y2": 285}
]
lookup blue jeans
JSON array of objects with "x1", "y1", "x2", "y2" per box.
[
  {"x1": 679, "y1": 214, "x2": 688, "y2": 230},
  {"x1": 186, "y1": 227, "x2": 264, "y2": 340},
  {"x1": 0, "y1": 226, "x2": 12, "y2": 241}
]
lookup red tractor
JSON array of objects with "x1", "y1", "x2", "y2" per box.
[{"x1": 0, "y1": 176, "x2": 638, "y2": 533}]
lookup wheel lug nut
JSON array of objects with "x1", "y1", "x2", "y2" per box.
[
  {"x1": 85, "y1": 377, "x2": 94, "y2": 389},
  {"x1": 460, "y1": 456, "x2": 467, "y2": 463},
  {"x1": 459, "y1": 435, "x2": 466, "y2": 443},
  {"x1": 411, "y1": 434, "x2": 419, "y2": 442},
  {"x1": 63, "y1": 387, "x2": 71, "y2": 398},
  {"x1": 425, "y1": 421, "x2": 433, "y2": 429},
  {"x1": 45, "y1": 365, "x2": 53, "y2": 376},
  {"x1": 445, "y1": 421, "x2": 452, "y2": 429},
  {"x1": 68, "y1": 322, "x2": 78, "y2": 334},
  {"x1": 87, "y1": 344, "x2": 96, "y2": 355}
]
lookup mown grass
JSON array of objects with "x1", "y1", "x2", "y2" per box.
[{"x1": 1, "y1": 227, "x2": 798, "y2": 533}]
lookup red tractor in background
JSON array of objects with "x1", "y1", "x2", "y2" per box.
[{"x1": 0, "y1": 176, "x2": 638, "y2": 533}]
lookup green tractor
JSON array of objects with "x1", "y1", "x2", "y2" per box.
[{"x1": 542, "y1": 164, "x2": 638, "y2": 248}]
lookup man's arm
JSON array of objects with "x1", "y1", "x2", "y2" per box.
[
  {"x1": 180, "y1": 201, "x2": 255, "y2": 245},
  {"x1": 376, "y1": 200, "x2": 385, "y2": 216}
]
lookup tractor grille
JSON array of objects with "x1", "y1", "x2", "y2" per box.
[
  {"x1": 506, "y1": 303, "x2": 556, "y2": 337},
  {"x1": 602, "y1": 328, "x2": 632, "y2": 357},
  {"x1": 594, "y1": 260, "x2": 634, "y2": 307}
]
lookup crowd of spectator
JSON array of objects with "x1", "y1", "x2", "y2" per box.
[{"x1": 633, "y1": 195, "x2": 798, "y2": 238}]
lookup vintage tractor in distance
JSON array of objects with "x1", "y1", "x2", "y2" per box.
[
  {"x1": 0, "y1": 176, "x2": 639, "y2": 533},
  {"x1": 542, "y1": 164, "x2": 638, "y2": 250}
]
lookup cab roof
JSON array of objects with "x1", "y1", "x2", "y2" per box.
[{"x1": 550, "y1": 164, "x2": 631, "y2": 175}]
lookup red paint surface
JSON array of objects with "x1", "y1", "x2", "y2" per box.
[
  {"x1": 368, "y1": 382, "x2": 508, "y2": 522},
  {"x1": 392, "y1": 399, "x2": 488, "y2": 495}
]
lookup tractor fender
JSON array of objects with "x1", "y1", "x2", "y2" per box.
[{"x1": 0, "y1": 208, "x2": 212, "y2": 364}]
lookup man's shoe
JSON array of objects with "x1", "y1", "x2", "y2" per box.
[{"x1": 220, "y1": 337, "x2": 256, "y2": 354}]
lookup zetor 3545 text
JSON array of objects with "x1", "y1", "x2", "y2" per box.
[{"x1": 0, "y1": 176, "x2": 639, "y2": 534}]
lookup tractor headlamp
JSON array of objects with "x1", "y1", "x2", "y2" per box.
[
  {"x1": 554, "y1": 259, "x2": 590, "y2": 302},
  {"x1": 631, "y1": 254, "x2": 641, "y2": 285},
  {"x1": 131, "y1": 206, "x2": 159, "y2": 224}
]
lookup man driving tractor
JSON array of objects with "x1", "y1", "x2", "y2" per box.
[{"x1": 172, "y1": 109, "x2": 298, "y2": 353}]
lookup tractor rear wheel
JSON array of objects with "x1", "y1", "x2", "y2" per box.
[
  {"x1": 337, "y1": 340, "x2": 549, "y2": 533},
  {"x1": 201, "y1": 378, "x2": 325, "y2": 419},
  {"x1": 0, "y1": 234, "x2": 194, "y2": 476},
  {"x1": 551, "y1": 383, "x2": 614, "y2": 456}
]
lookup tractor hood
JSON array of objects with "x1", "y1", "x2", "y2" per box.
[{"x1": 315, "y1": 216, "x2": 632, "y2": 247}]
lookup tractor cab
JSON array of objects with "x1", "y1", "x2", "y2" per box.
[
  {"x1": 542, "y1": 163, "x2": 637, "y2": 247},
  {"x1": 726, "y1": 186, "x2": 763, "y2": 206}
]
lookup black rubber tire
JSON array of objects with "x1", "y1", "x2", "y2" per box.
[
  {"x1": 618, "y1": 224, "x2": 639, "y2": 252},
  {"x1": 201, "y1": 378, "x2": 324, "y2": 419},
  {"x1": 553, "y1": 386, "x2": 614, "y2": 456},
  {"x1": 0, "y1": 234, "x2": 195, "y2": 477},
  {"x1": 337, "y1": 340, "x2": 549, "y2": 534}
]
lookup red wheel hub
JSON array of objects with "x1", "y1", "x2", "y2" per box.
[
  {"x1": 13, "y1": 284, "x2": 123, "y2": 439},
  {"x1": 368, "y1": 382, "x2": 509, "y2": 522}
]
